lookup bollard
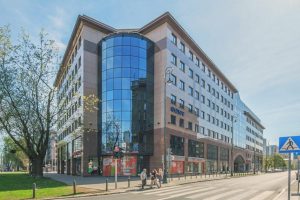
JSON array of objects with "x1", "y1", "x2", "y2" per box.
[
  {"x1": 178, "y1": 173, "x2": 180, "y2": 180},
  {"x1": 73, "y1": 179, "x2": 76, "y2": 195},
  {"x1": 128, "y1": 177, "x2": 130, "y2": 188},
  {"x1": 171, "y1": 173, "x2": 173, "y2": 181},
  {"x1": 191, "y1": 173, "x2": 192, "y2": 179},
  {"x1": 32, "y1": 183, "x2": 36, "y2": 199},
  {"x1": 185, "y1": 173, "x2": 186, "y2": 180},
  {"x1": 106, "y1": 178, "x2": 108, "y2": 192},
  {"x1": 196, "y1": 173, "x2": 197, "y2": 179}
]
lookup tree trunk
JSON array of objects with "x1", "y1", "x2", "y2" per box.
[{"x1": 31, "y1": 158, "x2": 44, "y2": 177}]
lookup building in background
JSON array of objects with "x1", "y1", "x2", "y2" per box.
[
  {"x1": 45, "y1": 131, "x2": 57, "y2": 172},
  {"x1": 266, "y1": 145, "x2": 278, "y2": 156},
  {"x1": 54, "y1": 12, "x2": 266, "y2": 176}
]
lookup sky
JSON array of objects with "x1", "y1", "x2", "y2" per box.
[{"x1": 0, "y1": 0, "x2": 299, "y2": 145}]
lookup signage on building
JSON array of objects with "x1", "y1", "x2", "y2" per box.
[{"x1": 170, "y1": 106, "x2": 184, "y2": 116}]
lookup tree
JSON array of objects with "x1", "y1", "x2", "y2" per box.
[
  {"x1": 0, "y1": 26, "x2": 59, "y2": 177},
  {"x1": 2, "y1": 136, "x2": 29, "y2": 171},
  {"x1": 273, "y1": 154, "x2": 286, "y2": 169}
]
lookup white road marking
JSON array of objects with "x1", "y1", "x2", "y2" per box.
[
  {"x1": 249, "y1": 191, "x2": 274, "y2": 200},
  {"x1": 156, "y1": 186, "x2": 208, "y2": 196},
  {"x1": 156, "y1": 187, "x2": 215, "y2": 200},
  {"x1": 187, "y1": 188, "x2": 228, "y2": 199},
  {"x1": 203, "y1": 189, "x2": 244, "y2": 200},
  {"x1": 228, "y1": 190, "x2": 258, "y2": 200}
]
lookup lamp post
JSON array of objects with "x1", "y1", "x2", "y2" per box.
[
  {"x1": 163, "y1": 67, "x2": 173, "y2": 184},
  {"x1": 254, "y1": 134, "x2": 256, "y2": 174},
  {"x1": 231, "y1": 116, "x2": 237, "y2": 176}
]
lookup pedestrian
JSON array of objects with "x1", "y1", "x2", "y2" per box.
[
  {"x1": 151, "y1": 169, "x2": 159, "y2": 188},
  {"x1": 157, "y1": 168, "x2": 163, "y2": 188},
  {"x1": 140, "y1": 169, "x2": 147, "y2": 189}
]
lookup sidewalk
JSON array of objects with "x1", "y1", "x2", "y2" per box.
[{"x1": 44, "y1": 171, "x2": 260, "y2": 195}]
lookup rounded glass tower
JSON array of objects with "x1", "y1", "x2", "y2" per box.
[{"x1": 99, "y1": 33, "x2": 154, "y2": 163}]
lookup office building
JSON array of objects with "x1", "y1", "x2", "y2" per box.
[{"x1": 54, "y1": 12, "x2": 265, "y2": 176}]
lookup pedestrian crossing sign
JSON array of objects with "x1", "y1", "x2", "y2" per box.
[{"x1": 279, "y1": 136, "x2": 300, "y2": 153}]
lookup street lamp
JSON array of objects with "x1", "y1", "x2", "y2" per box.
[
  {"x1": 163, "y1": 67, "x2": 173, "y2": 184},
  {"x1": 254, "y1": 134, "x2": 257, "y2": 174},
  {"x1": 231, "y1": 116, "x2": 237, "y2": 176}
]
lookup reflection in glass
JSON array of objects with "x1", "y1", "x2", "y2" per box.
[{"x1": 99, "y1": 33, "x2": 154, "y2": 155}]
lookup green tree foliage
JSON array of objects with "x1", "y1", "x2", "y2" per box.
[{"x1": 0, "y1": 26, "x2": 58, "y2": 177}]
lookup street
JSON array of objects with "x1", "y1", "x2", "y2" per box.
[{"x1": 63, "y1": 172, "x2": 298, "y2": 200}]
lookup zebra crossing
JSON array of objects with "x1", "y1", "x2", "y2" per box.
[{"x1": 131, "y1": 184, "x2": 279, "y2": 200}]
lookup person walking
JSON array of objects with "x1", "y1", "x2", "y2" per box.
[
  {"x1": 151, "y1": 169, "x2": 159, "y2": 188},
  {"x1": 157, "y1": 168, "x2": 163, "y2": 188},
  {"x1": 140, "y1": 169, "x2": 147, "y2": 189}
]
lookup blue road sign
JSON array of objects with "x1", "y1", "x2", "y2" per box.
[{"x1": 279, "y1": 136, "x2": 300, "y2": 153}]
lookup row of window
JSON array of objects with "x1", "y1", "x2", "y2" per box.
[
  {"x1": 246, "y1": 126, "x2": 263, "y2": 141},
  {"x1": 170, "y1": 94, "x2": 233, "y2": 132},
  {"x1": 246, "y1": 117, "x2": 263, "y2": 133},
  {"x1": 58, "y1": 96, "x2": 82, "y2": 130},
  {"x1": 170, "y1": 114, "x2": 231, "y2": 144},
  {"x1": 58, "y1": 116, "x2": 82, "y2": 141},
  {"x1": 246, "y1": 144, "x2": 263, "y2": 154},
  {"x1": 170, "y1": 135, "x2": 229, "y2": 160},
  {"x1": 58, "y1": 56, "x2": 82, "y2": 105},
  {"x1": 169, "y1": 72, "x2": 233, "y2": 111},
  {"x1": 170, "y1": 33, "x2": 234, "y2": 99},
  {"x1": 58, "y1": 36, "x2": 82, "y2": 91}
]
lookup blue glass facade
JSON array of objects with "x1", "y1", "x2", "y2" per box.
[{"x1": 99, "y1": 33, "x2": 154, "y2": 155}]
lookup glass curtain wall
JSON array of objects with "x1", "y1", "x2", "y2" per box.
[{"x1": 99, "y1": 33, "x2": 154, "y2": 155}]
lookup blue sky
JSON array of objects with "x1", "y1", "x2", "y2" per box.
[{"x1": 0, "y1": 0, "x2": 299, "y2": 145}]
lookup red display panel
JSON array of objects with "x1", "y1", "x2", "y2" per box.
[{"x1": 103, "y1": 155, "x2": 137, "y2": 176}]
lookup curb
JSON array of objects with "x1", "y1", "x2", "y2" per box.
[{"x1": 42, "y1": 173, "x2": 262, "y2": 199}]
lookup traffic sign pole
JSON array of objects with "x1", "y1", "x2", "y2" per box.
[
  {"x1": 296, "y1": 156, "x2": 300, "y2": 195},
  {"x1": 288, "y1": 152, "x2": 291, "y2": 200}
]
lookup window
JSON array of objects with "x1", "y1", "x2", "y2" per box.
[
  {"x1": 208, "y1": 69, "x2": 211, "y2": 77},
  {"x1": 179, "y1": 118, "x2": 184, "y2": 127},
  {"x1": 180, "y1": 61, "x2": 185, "y2": 72},
  {"x1": 189, "y1": 68, "x2": 193, "y2": 78},
  {"x1": 188, "y1": 122, "x2": 193, "y2": 130},
  {"x1": 207, "y1": 99, "x2": 211, "y2": 107},
  {"x1": 170, "y1": 135, "x2": 184, "y2": 156},
  {"x1": 188, "y1": 104, "x2": 193, "y2": 113},
  {"x1": 201, "y1": 95, "x2": 205, "y2": 103},
  {"x1": 200, "y1": 126, "x2": 205, "y2": 134},
  {"x1": 171, "y1": 94, "x2": 176, "y2": 105},
  {"x1": 212, "y1": 74, "x2": 216, "y2": 81},
  {"x1": 188, "y1": 86, "x2": 193, "y2": 96},
  {"x1": 179, "y1": 99, "x2": 184, "y2": 108},
  {"x1": 196, "y1": 57, "x2": 200, "y2": 66},
  {"x1": 207, "y1": 114, "x2": 211, "y2": 122},
  {"x1": 171, "y1": 115, "x2": 176, "y2": 125},
  {"x1": 194, "y1": 107, "x2": 199, "y2": 116},
  {"x1": 202, "y1": 63, "x2": 206, "y2": 72},
  {"x1": 195, "y1": 90, "x2": 199, "y2": 100},
  {"x1": 216, "y1": 91, "x2": 219, "y2": 99},
  {"x1": 200, "y1": 111, "x2": 205, "y2": 119},
  {"x1": 207, "y1": 84, "x2": 211, "y2": 92},
  {"x1": 216, "y1": 105, "x2": 219, "y2": 112},
  {"x1": 195, "y1": 124, "x2": 199, "y2": 133},
  {"x1": 171, "y1": 33, "x2": 177, "y2": 45},
  {"x1": 171, "y1": 74, "x2": 177, "y2": 86},
  {"x1": 171, "y1": 53, "x2": 177, "y2": 66},
  {"x1": 179, "y1": 80, "x2": 185, "y2": 90},
  {"x1": 195, "y1": 74, "x2": 200, "y2": 83},
  {"x1": 189, "y1": 51, "x2": 193, "y2": 61},
  {"x1": 212, "y1": 88, "x2": 215, "y2": 96},
  {"x1": 180, "y1": 42, "x2": 185, "y2": 53},
  {"x1": 207, "y1": 144, "x2": 218, "y2": 160},
  {"x1": 201, "y1": 79, "x2": 205, "y2": 88}
]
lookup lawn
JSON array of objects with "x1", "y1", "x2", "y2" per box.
[{"x1": 0, "y1": 172, "x2": 73, "y2": 200}]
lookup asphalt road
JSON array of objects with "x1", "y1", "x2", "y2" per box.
[{"x1": 63, "y1": 171, "x2": 299, "y2": 200}]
